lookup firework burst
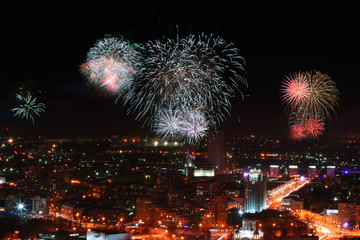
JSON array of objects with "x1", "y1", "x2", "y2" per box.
[
  {"x1": 280, "y1": 72, "x2": 310, "y2": 108},
  {"x1": 80, "y1": 36, "x2": 143, "y2": 95},
  {"x1": 289, "y1": 123, "x2": 307, "y2": 141},
  {"x1": 302, "y1": 71, "x2": 340, "y2": 121},
  {"x1": 179, "y1": 108, "x2": 209, "y2": 144},
  {"x1": 124, "y1": 33, "x2": 246, "y2": 127},
  {"x1": 153, "y1": 105, "x2": 183, "y2": 140},
  {"x1": 305, "y1": 117, "x2": 325, "y2": 139},
  {"x1": 152, "y1": 106, "x2": 209, "y2": 144},
  {"x1": 11, "y1": 91, "x2": 46, "y2": 124},
  {"x1": 281, "y1": 70, "x2": 339, "y2": 141},
  {"x1": 81, "y1": 33, "x2": 247, "y2": 145}
]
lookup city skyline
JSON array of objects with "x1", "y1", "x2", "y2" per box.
[{"x1": 1, "y1": 2, "x2": 359, "y2": 141}]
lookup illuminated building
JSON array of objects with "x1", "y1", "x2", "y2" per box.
[
  {"x1": 0, "y1": 176, "x2": 5, "y2": 184},
  {"x1": 185, "y1": 150, "x2": 195, "y2": 176},
  {"x1": 203, "y1": 194, "x2": 227, "y2": 229},
  {"x1": 208, "y1": 130, "x2": 225, "y2": 174},
  {"x1": 61, "y1": 202, "x2": 75, "y2": 219},
  {"x1": 288, "y1": 165, "x2": 299, "y2": 178},
  {"x1": 281, "y1": 195, "x2": 303, "y2": 210},
  {"x1": 87, "y1": 231, "x2": 130, "y2": 240},
  {"x1": 307, "y1": 166, "x2": 317, "y2": 179},
  {"x1": 168, "y1": 190, "x2": 187, "y2": 213},
  {"x1": 244, "y1": 169, "x2": 266, "y2": 213},
  {"x1": 326, "y1": 166, "x2": 336, "y2": 177},
  {"x1": 269, "y1": 165, "x2": 280, "y2": 178},
  {"x1": 31, "y1": 196, "x2": 48, "y2": 214},
  {"x1": 152, "y1": 204, "x2": 189, "y2": 227},
  {"x1": 25, "y1": 165, "x2": 43, "y2": 188},
  {"x1": 234, "y1": 219, "x2": 264, "y2": 240},
  {"x1": 194, "y1": 168, "x2": 215, "y2": 177},
  {"x1": 338, "y1": 202, "x2": 358, "y2": 228},
  {"x1": 299, "y1": 236, "x2": 319, "y2": 240},
  {"x1": 321, "y1": 209, "x2": 339, "y2": 225},
  {"x1": 136, "y1": 197, "x2": 152, "y2": 223}
]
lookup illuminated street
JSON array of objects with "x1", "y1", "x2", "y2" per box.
[
  {"x1": 266, "y1": 178, "x2": 309, "y2": 209},
  {"x1": 266, "y1": 178, "x2": 360, "y2": 239}
]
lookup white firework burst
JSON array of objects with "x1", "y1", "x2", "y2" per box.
[
  {"x1": 153, "y1": 105, "x2": 183, "y2": 140},
  {"x1": 179, "y1": 108, "x2": 209, "y2": 144},
  {"x1": 124, "y1": 33, "x2": 246, "y2": 127}
]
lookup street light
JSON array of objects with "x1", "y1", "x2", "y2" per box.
[{"x1": 16, "y1": 201, "x2": 26, "y2": 215}]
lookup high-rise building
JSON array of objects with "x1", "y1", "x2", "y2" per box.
[
  {"x1": 338, "y1": 202, "x2": 358, "y2": 228},
  {"x1": 308, "y1": 166, "x2": 317, "y2": 179},
  {"x1": 202, "y1": 194, "x2": 227, "y2": 229},
  {"x1": 31, "y1": 196, "x2": 48, "y2": 214},
  {"x1": 244, "y1": 169, "x2": 267, "y2": 213},
  {"x1": 269, "y1": 165, "x2": 280, "y2": 178},
  {"x1": 136, "y1": 197, "x2": 153, "y2": 223},
  {"x1": 208, "y1": 131, "x2": 224, "y2": 174},
  {"x1": 185, "y1": 150, "x2": 195, "y2": 176},
  {"x1": 326, "y1": 166, "x2": 336, "y2": 177},
  {"x1": 288, "y1": 165, "x2": 299, "y2": 178}
]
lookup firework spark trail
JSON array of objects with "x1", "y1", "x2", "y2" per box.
[
  {"x1": 11, "y1": 91, "x2": 45, "y2": 124},
  {"x1": 80, "y1": 36, "x2": 143, "y2": 95}
]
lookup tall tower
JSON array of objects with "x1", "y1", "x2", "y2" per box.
[
  {"x1": 208, "y1": 130, "x2": 224, "y2": 174},
  {"x1": 185, "y1": 150, "x2": 195, "y2": 176},
  {"x1": 244, "y1": 169, "x2": 267, "y2": 213}
]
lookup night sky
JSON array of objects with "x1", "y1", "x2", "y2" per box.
[{"x1": 1, "y1": 1, "x2": 359, "y2": 140}]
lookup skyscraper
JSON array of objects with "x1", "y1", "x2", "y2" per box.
[
  {"x1": 208, "y1": 130, "x2": 224, "y2": 174},
  {"x1": 244, "y1": 169, "x2": 267, "y2": 213},
  {"x1": 308, "y1": 166, "x2": 317, "y2": 179},
  {"x1": 326, "y1": 166, "x2": 336, "y2": 177},
  {"x1": 288, "y1": 165, "x2": 299, "y2": 178},
  {"x1": 203, "y1": 194, "x2": 228, "y2": 228},
  {"x1": 185, "y1": 150, "x2": 195, "y2": 176},
  {"x1": 269, "y1": 165, "x2": 280, "y2": 178}
]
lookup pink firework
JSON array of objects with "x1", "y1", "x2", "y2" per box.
[
  {"x1": 289, "y1": 123, "x2": 307, "y2": 141},
  {"x1": 305, "y1": 118, "x2": 325, "y2": 139},
  {"x1": 280, "y1": 72, "x2": 310, "y2": 107},
  {"x1": 80, "y1": 57, "x2": 135, "y2": 94}
]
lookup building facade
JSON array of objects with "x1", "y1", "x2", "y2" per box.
[
  {"x1": 338, "y1": 202, "x2": 358, "y2": 228},
  {"x1": 307, "y1": 166, "x2": 317, "y2": 179},
  {"x1": 208, "y1": 131, "x2": 225, "y2": 174},
  {"x1": 269, "y1": 165, "x2": 280, "y2": 178},
  {"x1": 244, "y1": 169, "x2": 266, "y2": 213},
  {"x1": 203, "y1": 194, "x2": 228, "y2": 229}
]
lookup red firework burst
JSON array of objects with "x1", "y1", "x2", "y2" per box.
[
  {"x1": 280, "y1": 72, "x2": 310, "y2": 107},
  {"x1": 305, "y1": 118, "x2": 325, "y2": 139},
  {"x1": 289, "y1": 124, "x2": 307, "y2": 141}
]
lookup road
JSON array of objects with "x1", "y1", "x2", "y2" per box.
[
  {"x1": 266, "y1": 178, "x2": 309, "y2": 209},
  {"x1": 267, "y1": 178, "x2": 360, "y2": 240}
]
